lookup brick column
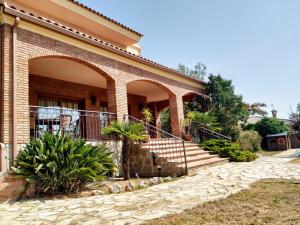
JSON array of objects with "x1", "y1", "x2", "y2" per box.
[
  {"x1": 107, "y1": 79, "x2": 128, "y2": 121},
  {"x1": 0, "y1": 24, "x2": 13, "y2": 145},
  {"x1": 0, "y1": 24, "x2": 14, "y2": 170},
  {"x1": 0, "y1": 25, "x2": 30, "y2": 171},
  {"x1": 16, "y1": 42, "x2": 29, "y2": 145},
  {"x1": 169, "y1": 93, "x2": 184, "y2": 137}
]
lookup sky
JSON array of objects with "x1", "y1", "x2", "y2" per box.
[{"x1": 80, "y1": 0, "x2": 300, "y2": 119}]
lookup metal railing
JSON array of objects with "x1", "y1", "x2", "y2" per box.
[
  {"x1": 189, "y1": 121, "x2": 232, "y2": 143},
  {"x1": 30, "y1": 106, "x2": 117, "y2": 141},
  {"x1": 123, "y1": 114, "x2": 188, "y2": 176},
  {"x1": 29, "y1": 106, "x2": 188, "y2": 176}
]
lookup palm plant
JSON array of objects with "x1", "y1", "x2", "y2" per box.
[
  {"x1": 102, "y1": 121, "x2": 146, "y2": 180},
  {"x1": 13, "y1": 132, "x2": 116, "y2": 195}
]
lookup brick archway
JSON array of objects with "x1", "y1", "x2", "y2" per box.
[
  {"x1": 29, "y1": 54, "x2": 114, "y2": 82},
  {"x1": 126, "y1": 79, "x2": 184, "y2": 137}
]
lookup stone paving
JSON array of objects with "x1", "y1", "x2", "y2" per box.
[{"x1": 0, "y1": 157, "x2": 300, "y2": 225}]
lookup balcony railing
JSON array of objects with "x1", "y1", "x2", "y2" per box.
[{"x1": 30, "y1": 106, "x2": 117, "y2": 141}]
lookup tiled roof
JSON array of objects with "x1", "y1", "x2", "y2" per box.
[
  {"x1": 68, "y1": 0, "x2": 143, "y2": 37},
  {"x1": 4, "y1": 4, "x2": 205, "y2": 85}
]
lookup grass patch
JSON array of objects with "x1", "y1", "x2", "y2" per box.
[
  {"x1": 258, "y1": 150, "x2": 284, "y2": 157},
  {"x1": 144, "y1": 179, "x2": 300, "y2": 225},
  {"x1": 289, "y1": 158, "x2": 300, "y2": 164}
]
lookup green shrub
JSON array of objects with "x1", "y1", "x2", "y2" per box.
[
  {"x1": 245, "y1": 117, "x2": 288, "y2": 137},
  {"x1": 202, "y1": 139, "x2": 257, "y2": 162},
  {"x1": 13, "y1": 133, "x2": 116, "y2": 195},
  {"x1": 237, "y1": 131, "x2": 262, "y2": 152}
]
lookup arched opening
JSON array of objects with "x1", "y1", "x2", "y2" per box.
[
  {"x1": 182, "y1": 92, "x2": 209, "y2": 115},
  {"x1": 126, "y1": 80, "x2": 183, "y2": 137},
  {"x1": 29, "y1": 56, "x2": 116, "y2": 141}
]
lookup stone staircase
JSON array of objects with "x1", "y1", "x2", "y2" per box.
[
  {"x1": 142, "y1": 138, "x2": 228, "y2": 173},
  {"x1": 184, "y1": 142, "x2": 228, "y2": 170}
]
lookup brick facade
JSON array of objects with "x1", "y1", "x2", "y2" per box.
[
  {"x1": 0, "y1": 24, "x2": 204, "y2": 167},
  {"x1": 29, "y1": 75, "x2": 146, "y2": 119}
]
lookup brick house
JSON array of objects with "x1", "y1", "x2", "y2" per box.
[{"x1": 0, "y1": 0, "x2": 227, "y2": 175}]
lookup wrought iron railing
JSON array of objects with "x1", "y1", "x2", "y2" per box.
[
  {"x1": 123, "y1": 114, "x2": 188, "y2": 176},
  {"x1": 30, "y1": 106, "x2": 117, "y2": 141},
  {"x1": 189, "y1": 121, "x2": 232, "y2": 143},
  {"x1": 29, "y1": 107, "x2": 188, "y2": 176}
]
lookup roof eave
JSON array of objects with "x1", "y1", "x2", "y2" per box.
[{"x1": 2, "y1": 4, "x2": 205, "y2": 86}]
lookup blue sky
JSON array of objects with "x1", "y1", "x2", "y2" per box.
[{"x1": 80, "y1": 0, "x2": 300, "y2": 119}]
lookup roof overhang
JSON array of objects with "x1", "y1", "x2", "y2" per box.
[
  {"x1": 0, "y1": 4, "x2": 206, "y2": 91},
  {"x1": 4, "y1": 0, "x2": 142, "y2": 47}
]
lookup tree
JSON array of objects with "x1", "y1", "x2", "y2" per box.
[
  {"x1": 289, "y1": 102, "x2": 300, "y2": 131},
  {"x1": 250, "y1": 117, "x2": 288, "y2": 137},
  {"x1": 184, "y1": 95, "x2": 210, "y2": 114},
  {"x1": 207, "y1": 74, "x2": 249, "y2": 140},
  {"x1": 246, "y1": 102, "x2": 268, "y2": 116},
  {"x1": 177, "y1": 62, "x2": 207, "y2": 81},
  {"x1": 102, "y1": 121, "x2": 146, "y2": 180}
]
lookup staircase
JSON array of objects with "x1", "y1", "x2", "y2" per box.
[
  {"x1": 183, "y1": 141, "x2": 228, "y2": 170},
  {"x1": 124, "y1": 114, "x2": 229, "y2": 176},
  {"x1": 142, "y1": 138, "x2": 228, "y2": 174}
]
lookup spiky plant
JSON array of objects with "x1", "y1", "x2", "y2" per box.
[
  {"x1": 141, "y1": 108, "x2": 154, "y2": 124},
  {"x1": 102, "y1": 121, "x2": 146, "y2": 180},
  {"x1": 13, "y1": 132, "x2": 116, "y2": 195}
]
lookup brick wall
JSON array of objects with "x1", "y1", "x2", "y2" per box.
[
  {"x1": 29, "y1": 75, "x2": 146, "y2": 118},
  {"x1": 0, "y1": 25, "x2": 205, "y2": 149}
]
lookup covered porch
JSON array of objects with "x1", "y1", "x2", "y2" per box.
[{"x1": 28, "y1": 56, "x2": 197, "y2": 141}]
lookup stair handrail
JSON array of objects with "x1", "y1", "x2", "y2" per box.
[
  {"x1": 123, "y1": 114, "x2": 188, "y2": 175},
  {"x1": 123, "y1": 114, "x2": 184, "y2": 141},
  {"x1": 190, "y1": 121, "x2": 232, "y2": 141}
]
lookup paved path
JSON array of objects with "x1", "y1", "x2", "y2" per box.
[{"x1": 0, "y1": 157, "x2": 300, "y2": 225}]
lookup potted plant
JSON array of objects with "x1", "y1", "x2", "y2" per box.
[
  {"x1": 141, "y1": 108, "x2": 154, "y2": 142},
  {"x1": 181, "y1": 118, "x2": 192, "y2": 141}
]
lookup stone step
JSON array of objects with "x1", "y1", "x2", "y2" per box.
[
  {"x1": 142, "y1": 145, "x2": 207, "y2": 155},
  {"x1": 143, "y1": 142, "x2": 202, "y2": 148},
  {"x1": 186, "y1": 157, "x2": 229, "y2": 170},
  {"x1": 185, "y1": 143, "x2": 203, "y2": 148},
  {"x1": 153, "y1": 149, "x2": 210, "y2": 159},
  {"x1": 186, "y1": 154, "x2": 217, "y2": 163},
  {"x1": 143, "y1": 139, "x2": 228, "y2": 172},
  {"x1": 143, "y1": 143, "x2": 183, "y2": 149},
  {"x1": 159, "y1": 152, "x2": 211, "y2": 160}
]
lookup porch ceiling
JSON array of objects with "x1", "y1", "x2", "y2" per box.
[
  {"x1": 127, "y1": 81, "x2": 169, "y2": 102},
  {"x1": 29, "y1": 58, "x2": 107, "y2": 88}
]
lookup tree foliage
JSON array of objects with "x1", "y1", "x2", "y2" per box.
[
  {"x1": 207, "y1": 74, "x2": 249, "y2": 140},
  {"x1": 177, "y1": 62, "x2": 207, "y2": 81},
  {"x1": 246, "y1": 102, "x2": 268, "y2": 116},
  {"x1": 246, "y1": 117, "x2": 288, "y2": 137},
  {"x1": 184, "y1": 95, "x2": 210, "y2": 114},
  {"x1": 186, "y1": 111, "x2": 220, "y2": 131},
  {"x1": 290, "y1": 102, "x2": 300, "y2": 131}
]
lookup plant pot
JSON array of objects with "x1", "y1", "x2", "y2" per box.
[
  {"x1": 182, "y1": 133, "x2": 192, "y2": 141},
  {"x1": 143, "y1": 135, "x2": 150, "y2": 143}
]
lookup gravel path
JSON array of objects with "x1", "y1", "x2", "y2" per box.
[{"x1": 0, "y1": 157, "x2": 299, "y2": 225}]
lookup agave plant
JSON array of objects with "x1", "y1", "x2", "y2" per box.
[
  {"x1": 102, "y1": 121, "x2": 146, "y2": 180},
  {"x1": 13, "y1": 132, "x2": 116, "y2": 195}
]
